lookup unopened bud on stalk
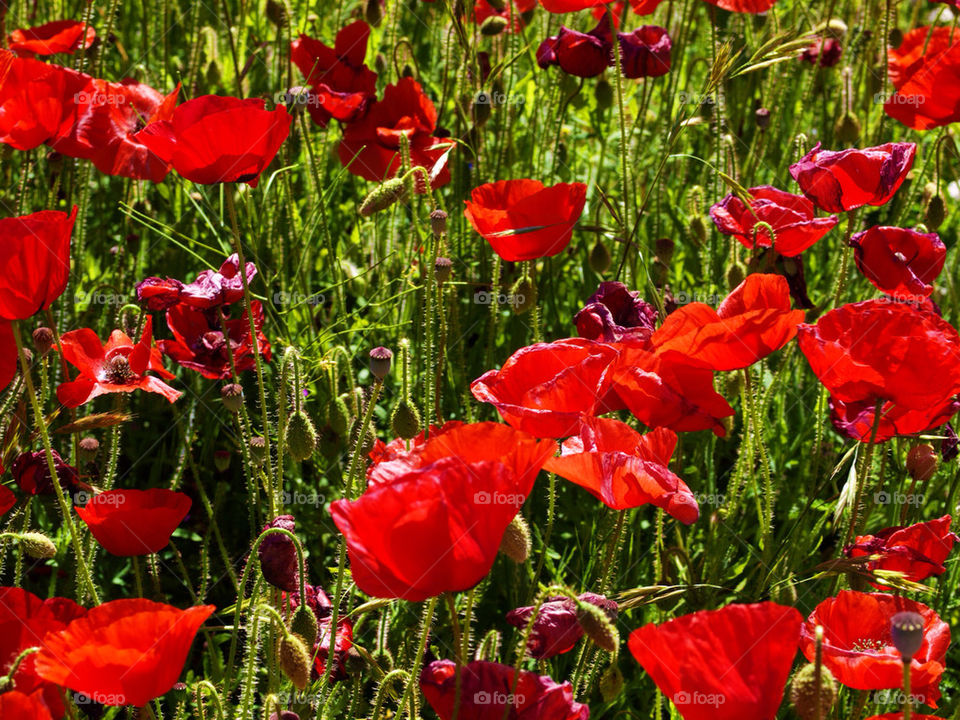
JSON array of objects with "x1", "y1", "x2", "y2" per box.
[
  {"x1": 688, "y1": 215, "x2": 708, "y2": 245},
  {"x1": 291, "y1": 603, "x2": 318, "y2": 647},
  {"x1": 499, "y1": 514, "x2": 531, "y2": 563},
  {"x1": 391, "y1": 398, "x2": 422, "y2": 439},
  {"x1": 834, "y1": 111, "x2": 860, "y2": 144},
  {"x1": 221, "y1": 383, "x2": 244, "y2": 413},
  {"x1": 472, "y1": 92, "x2": 492, "y2": 126},
  {"x1": 286, "y1": 411, "x2": 317, "y2": 462},
  {"x1": 599, "y1": 663, "x2": 624, "y2": 701},
  {"x1": 925, "y1": 193, "x2": 946, "y2": 231},
  {"x1": 20, "y1": 532, "x2": 57, "y2": 559},
  {"x1": 589, "y1": 239, "x2": 611, "y2": 274},
  {"x1": 511, "y1": 276, "x2": 537, "y2": 314},
  {"x1": 279, "y1": 632, "x2": 312, "y2": 691},
  {"x1": 32, "y1": 327, "x2": 54, "y2": 356},
  {"x1": 906, "y1": 443, "x2": 938, "y2": 483},
  {"x1": 327, "y1": 396, "x2": 351, "y2": 436},
  {"x1": 789, "y1": 663, "x2": 837, "y2": 720},
  {"x1": 594, "y1": 78, "x2": 614, "y2": 111},
  {"x1": 359, "y1": 177, "x2": 407, "y2": 217},
  {"x1": 369, "y1": 346, "x2": 393, "y2": 380},
  {"x1": 576, "y1": 600, "x2": 619, "y2": 653},
  {"x1": 364, "y1": 0, "x2": 383, "y2": 26},
  {"x1": 888, "y1": 27, "x2": 903, "y2": 48},
  {"x1": 480, "y1": 15, "x2": 508, "y2": 36}
]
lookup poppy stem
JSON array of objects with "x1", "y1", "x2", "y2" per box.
[
  {"x1": 343, "y1": 378, "x2": 383, "y2": 498},
  {"x1": 608, "y1": 11, "x2": 631, "y2": 259},
  {"x1": 902, "y1": 658, "x2": 912, "y2": 720},
  {"x1": 844, "y1": 399, "x2": 884, "y2": 548},
  {"x1": 831, "y1": 210, "x2": 858, "y2": 309},
  {"x1": 396, "y1": 595, "x2": 437, "y2": 719}
]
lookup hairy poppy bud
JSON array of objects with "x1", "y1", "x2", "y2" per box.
[
  {"x1": 726, "y1": 262, "x2": 745, "y2": 290},
  {"x1": 480, "y1": 15, "x2": 508, "y2": 36},
  {"x1": 32, "y1": 327, "x2": 54, "y2": 356},
  {"x1": 789, "y1": 663, "x2": 837, "y2": 720},
  {"x1": 369, "y1": 346, "x2": 393, "y2": 379},
  {"x1": 374, "y1": 53, "x2": 388, "y2": 76},
  {"x1": 499, "y1": 514, "x2": 531, "y2": 563},
  {"x1": 511, "y1": 276, "x2": 537, "y2": 314},
  {"x1": 925, "y1": 193, "x2": 946, "y2": 231},
  {"x1": 364, "y1": 0, "x2": 383, "y2": 26},
  {"x1": 834, "y1": 111, "x2": 860, "y2": 144},
  {"x1": 688, "y1": 215, "x2": 707, "y2": 245},
  {"x1": 221, "y1": 383, "x2": 244, "y2": 413},
  {"x1": 259, "y1": 516, "x2": 300, "y2": 592},
  {"x1": 599, "y1": 663, "x2": 624, "y2": 701},
  {"x1": 576, "y1": 600, "x2": 619, "y2": 653},
  {"x1": 291, "y1": 603, "x2": 318, "y2": 648},
  {"x1": 327, "y1": 396, "x2": 350, "y2": 436},
  {"x1": 906, "y1": 443, "x2": 938, "y2": 483},
  {"x1": 391, "y1": 398, "x2": 422, "y2": 439},
  {"x1": 888, "y1": 27, "x2": 903, "y2": 48},
  {"x1": 589, "y1": 239, "x2": 611, "y2": 274},
  {"x1": 249, "y1": 436, "x2": 267, "y2": 464},
  {"x1": 594, "y1": 78, "x2": 614, "y2": 110},
  {"x1": 279, "y1": 633, "x2": 312, "y2": 690},
  {"x1": 434, "y1": 257, "x2": 453, "y2": 283},
  {"x1": 265, "y1": 0, "x2": 288, "y2": 26},
  {"x1": 891, "y1": 611, "x2": 925, "y2": 660},
  {"x1": 430, "y1": 209, "x2": 448, "y2": 237},
  {"x1": 359, "y1": 177, "x2": 407, "y2": 217},
  {"x1": 78, "y1": 436, "x2": 99, "y2": 463},
  {"x1": 19, "y1": 532, "x2": 57, "y2": 559},
  {"x1": 286, "y1": 410, "x2": 317, "y2": 462}
]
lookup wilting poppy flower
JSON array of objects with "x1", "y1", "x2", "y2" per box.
[
  {"x1": 0, "y1": 485, "x2": 15, "y2": 516},
  {"x1": 11, "y1": 449, "x2": 80, "y2": 496},
  {"x1": 57, "y1": 317, "x2": 180, "y2": 407},
  {"x1": 0, "y1": 207, "x2": 76, "y2": 320},
  {"x1": 574, "y1": 281, "x2": 658, "y2": 343},
  {"x1": 845, "y1": 515, "x2": 958, "y2": 584},
  {"x1": 34, "y1": 598, "x2": 215, "y2": 708},
  {"x1": 290, "y1": 21, "x2": 378, "y2": 126},
  {"x1": 801, "y1": 37, "x2": 843, "y2": 67},
  {"x1": 789, "y1": 142, "x2": 916, "y2": 213},
  {"x1": 506, "y1": 592, "x2": 617, "y2": 659},
  {"x1": 537, "y1": 15, "x2": 613, "y2": 78},
  {"x1": 629, "y1": 602, "x2": 802, "y2": 720},
  {"x1": 138, "y1": 95, "x2": 291, "y2": 186},
  {"x1": 259, "y1": 515, "x2": 301, "y2": 592},
  {"x1": 545, "y1": 417, "x2": 698, "y2": 522},
  {"x1": 7, "y1": 20, "x2": 96, "y2": 56},
  {"x1": 885, "y1": 26, "x2": 960, "y2": 130},
  {"x1": 471, "y1": 338, "x2": 621, "y2": 438},
  {"x1": 420, "y1": 659, "x2": 589, "y2": 720},
  {"x1": 179, "y1": 254, "x2": 257, "y2": 308},
  {"x1": 135, "y1": 276, "x2": 184, "y2": 311},
  {"x1": 0, "y1": 690, "x2": 53, "y2": 720},
  {"x1": 650, "y1": 274, "x2": 805, "y2": 372},
  {"x1": 314, "y1": 614, "x2": 354, "y2": 682},
  {"x1": 0, "y1": 57, "x2": 89, "y2": 150},
  {"x1": 848, "y1": 226, "x2": 945, "y2": 299},
  {"x1": 618, "y1": 26, "x2": 671, "y2": 78},
  {"x1": 829, "y1": 395, "x2": 960, "y2": 444},
  {"x1": 76, "y1": 488, "x2": 191, "y2": 556},
  {"x1": 338, "y1": 77, "x2": 452, "y2": 189},
  {"x1": 800, "y1": 591, "x2": 949, "y2": 707},
  {"x1": 709, "y1": 186, "x2": 839, "y2": 257},
  {"x1": 330, "y1": 422, "x2": 555, "y2": 601},
  {"x1": 158, "y1": 302, "x2": 271, "y2": 379},
  {"x1": 464, "y1": 179, "x2": 588, "y2": 262}
]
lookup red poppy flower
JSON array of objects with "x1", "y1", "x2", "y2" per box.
[
  {"x1": 0, "y1": 321, "x2": 15, "y2": 392},
  {"x1": 629, "y1": 602, "x2": 801, "y2": 720},
  {"x1": 627, "y1": 0, "x2": 666, "y2": 13},
  {"x1": 158, "y1": 301, "x2": 271, "y2": 379},
  {"x1": 11, "y1": 449, "x2": 80, "y2": 496},
  {"x1": 0, "y1": 207, "x2": 76, "y2": 320},
  {"x1": 34, "y1": 599, "x2": 215, "y2": 708},
  {"x1": 537, "y1": 15, "x2": 613, "y2": 78},
  {"x1": 0, "y1": 58, "x2": 89, "y2": 150},
  {"x1": 701, "y1": 0, "x2": 778, "y2": 10},
  {"x1": 544, "y1": 416, "x2": 698, "y2": 522},
  {"x1": 506, "y1": 592, "x2": 617, "y2": 659},
  {"x1": 138, "y1": 95, "x2": 291, "y2": 186},
  {"x1": 618, "y1": 26, "x2": 671, "y2": 78},
  {"x1": 885, "y1": 26, "x2": 960, "y2": 130},
  {"x1": 76, "y1": 488, "x2": 192, "y2": 556},
  {"x1": 135, "y1": 276, "x2": 184, "y2": 310},
  {"x1": 475, "y1": 0, "x2": 536, "y2": 32},
  {"x1": 471, "y1": 338, "x2": 622, "y2": 438},
  {"x1": 848, "y1": 226, "x2": 945, "y2": 299},
  {"x1": 464, "y1": 179, "x2": 588, "y2": 262},
  {"x1": 178, "y1": 254, "x2": 257, "y2": 308},
  {"x1": 801, "y1": 37, "x2": 843, "y2": 67},
  {"x1": 0, "y1": 485, "x2": 14, "y2": 517},
  {"x1": 420, "y1": 659, "x2": 589, "y2": 720},
  {"x1": 330, "y1": 422, "x2": 556, "y2": 601},
  {"x1": 290, "y1": 21, "x2": 378, "y2": 126},
  {"x1": 314, "y1": 615, "x2": 354, "y2": 682},
  {"x1": 789, "y1": 142, "x2": 916, "y2": 213},
  {"x1": 829, "y1": 395, "x2": 960, "y2": 444},
  {"x1": 845, "y1": 515, "x2": 958, "y2": 584},
  {"x1": 709, "y1": 186, "x2": 839, "y2": 257},
  {"x1": 650, "y1": 274, "x2": 805, "y2": 372},
  {"x1": 338, "y1": 77, "x2": 452, "y2": 189},
  {"x1": 539, "y1": 0, "x2": 605, "y2": 11},
  {"x1": 0, "y1": 690, "x2": 54, "y2": 720},
  {"x1": 574, "y1": 281, "x2": 658, "y2": 343},
  {"x1": 7, "y1": 20, "x2": 96, "y2": 56},
  {"x1": 800, "y1": 591, "x2": 949, "y2": 707}
]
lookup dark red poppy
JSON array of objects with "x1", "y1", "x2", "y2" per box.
[
  {"x1": 290, "y1": 21, "x2": 378, "y2": 126},
  {"x1": 475, "y1": 0, "x2": 537, "y2": 32},
  {"x1": 629, "y1": 602, "x2": 802, "y2": 720},
  {"x1": 801, "y1": 37, "x2": 843, "y2": 67},
  {"x1": 539, "y1": 0, "x2": 605, "y2": 11},
  {"x1": 848, "y1": 226, "x2": 945, "y2": 299},
  {"x1": 701, "y1": 0, "x2": 778, "y2": 10},
  {"x1": 789, "y1": 142, "x2": 916, "y2": 213},
  {"x1": 0, "y1": 485, "x2": 14, "y2": 516},
  {"x1": 11, "y1": 449, "x2": 80, "y2": 496},
  {"x1": 574, "y1": 281, "x2": 658, "y2": 343},
  {"x1": 135, "y1": 276, "x2": 184, "y2": 311},
  {"x1": 0, "y1": 321, "x2": 15, "y2": 392},
  {"x1": 158, "y1": 301, "x2": 271, "y2": 379},
  {"x1": 138, "y1": 95, "x2": 291, "y2": 186},
  {"x1": 330, "y1": 422, "x2": 555, "y2": 601},
  {"x1": 0, "y1": 690, "x2": 54, "y2": 720},
  {"x1": 650, "y1": 274, "x2": 805, "y2": 372},
  {"x1": 179, "y1": 254, "x2": 257, "y2": 308},
  {"x1": 7, "y1": 20, "x2": 96, "y2": 56},
  {"x1": 57, "y1": 317, "x2": 180, "y2": 407},
  {"x1": 0, "y1": 57, "x2": 89, "y2": 150},
  {"x1": 618, "y1": 26, "x2": 671, "y2": 78},
  {"x1": 76, "y1": 488, "x2": 191, "y2": 556},
  {"x1": 709, "y1": 186, "x2": 839, "y2": 257},
  {"x1": 314, "y1": 615, "x2": 354, "y2": 682},
  {"x1": 506, "y1": 592, "x2": 617, "y2": 659},
  {"x1": 537, "y1": 15, "x2": 613, "y2": 78},
  {"x1": 464, "y1": 179, "x2": 587, "y2": 262},
  {"x1": 285, "y1": 582, "x2": 333, "y2": 618},
  {"x1": 544, "y1": 416, "x2": 698, "y2": 522},
  {"x1": 420, "y1": 659, "x2": 589, "y2": 720},
  {"x1": 34, "y1": 598, "x2": 215, "y2": 707},
  {"x1": 471, "y1": 338, "x2": 622, "y2": 438},
  {"x1": 799, "y1": 591, "x2": 949, "y2": 707},
  {"x1": 259, "y1": 515, "x2": 301, "y2": 592},
  {"x1": 627, "y1": 0, "x2": 666, "y2": 13},
  {"x1": 885, "y1": 26, "x2": 960, "y2": 130},
  {"x1": 829, "y1": 395, "x2": 960, "y2": 444},
  {"x1": 592, "y1": 1, "x2": 625, "y2": 25},
  {"x1": 0, "y1": 207, "x2": 76, "y2": 320},
  {"x1": 845, "y1": 515, "x2": 958, "y2": 584},
  {"x1": 338, "y1": 77, "x2": 452, "y2": 189}
]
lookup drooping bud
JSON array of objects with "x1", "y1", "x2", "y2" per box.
[
  {"x1": 259, "y1": 516, "x2": 300, "y2": 592},
  {"x1": 499, "y1": 514, "x2": 531, "y2": 563},
  {"x1": 726, "y1": 262, "x2": 745, "y2": 290},
  {"x1": 688, "y1": 215, "x2": 707, "y2": 245},
  {"x1": 891, "y1": 611, "x2": 925, "y2": 660},
  {"x1": 925, "y1": 193, "x2": 946, "y2": 231},
  {"x1": 472, "y1": 91, "x2": 492, "y2": 126},
  {"x1": 888, "y1": 27, "x2": 903, "y2": 48},
  {"x1": 32, "y1": 327, "x2": 54, "y2": 356},
  {"x1": 290, "y1": 603, "x2": 318, "y2": 648},
  {"x1": 369, "y1": 346, "x2": 393, "y2": 380},
  {"x1": 327, "y1": 396, "x2": 350, "y2": 436},
  {"x1": 589, "y1": 239, "x2": 611, "y2": 274},
  {"x1": 391, "y1": 398, "x2": 422, "y2": 439},
  {"x1": 359, "y1": 177, "x2": 407, "y2": 217},
  {"x1": 788, "y1": 663, "x2": 837, "y2": 720},
  {"x1": 279, "y1": 633, "x2": 312, "y2": 690},
  {"x1": 364, "y1": 0, "x2": 383, "y2": 27},
  {"x1": 480, "y1": 15, "x2": 508, "y2": 36},
  {"x1": 834, "y1": 111, "x2": 860, "y2": 144},
  {"x1": 576, "y1": 600, "x2": 619, "y2": 653},
  {"x1": 221, "y1": 383, "x2": 244, "y2": 413},
  {"x1": 906, "y1": 443, "x2": 938, "y2": 483},
  {"x1": 285, "y1": 411, "x2": 317, "y2": 462},
  {"x1": 19, "y1": 532, "x2": 57, "y2": 559}
]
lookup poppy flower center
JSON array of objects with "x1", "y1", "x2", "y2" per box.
[
  {"x1": 850, "y1": 637, "x2": 888, "y2": 654},
  {"x1": 104, "y1": 355, "x2": 137, "y2": 385}
]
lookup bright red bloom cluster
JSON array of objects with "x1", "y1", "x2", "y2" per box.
[{"x1": 845, "y1": 515, "x2": 958, "y2": 584}]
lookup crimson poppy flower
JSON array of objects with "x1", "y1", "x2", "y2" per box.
[
  {"x1": 285, "y1": 582, "x2": 333, "y2": 618},
  {"x1": 789, "y1": 142, "x2": 916, "y2": 213},
  {"x1": 801, "y1": 37, "x2": 843, "y2": 67},
  {"x1": 0, "y1": 57, "x2": 89, "y2": 150},
  {"x1": 420, "y1": 659, "x2": 589, "y2": 720},
  {"x1": 475, "y1": 0, "x2": 537, "y2": 32},
  {"x1": 138, "y1": 95, "x2": 291, "y2": 186},
  {"x1": 537, "y1": 15, "x2": 613, "y2": 78},
  {"x1": 544, "y1": 416, "x2": 698, "y2": 522},
  {"x1": 471, "y1": 338, "x2": 622, "y2": 438},
  {"x1": 76, "y1": 488, "x2": 191, "y2": 556},
  {"x1": 618, "y1": 26, "x2": 671, "y2": 78},
  {"x1": 800, "y1": 591, "x2": 949, "y2": 707},
  {"x1": 574, "y1": 281, "x2": 658, "y2": 343},
  {"x1": 259, "y1": 515, "x2": 301, "y2": 592},
  {"x1": 338, "y1": 77, "x2": 452, "y2": 189},
  {"x1": 650, "y1": 274, "x2": 805, "y2": 372},
  {"x1": 506, "y1": 592, "x2": 617, "y2": 659},
  {"x1": 845, "y1": 515, "x2": 958, "y2": 584},
  {"x1": 464, "y1": 179, "x2": 588, "y2": 262},
  {"x1": 57, "y1": 317, "x2": 180, "y2": 407},
  {"x1": 135, "y1": 276, "x2": 184, "y2": 311},
  {"x1": 0, "y1": 207, "x2": 76, "y2": 320},
  {"x1": 885, "y1": 26, "x2": 960, "y2": 130},
  {"x1": 0, "y1": 321, "x2": 15, "y2": 392},
  {"x1": 709, "y1": 186, "x2": 839, "y2": 257},
  {"x1": 829, "y1": 395, "x2": 960, "y2": 444},
  {"x1": 0, "y1": 689, "x2": 54, "y2": 720},
  {"x1": 314, "y1": 615, "x2": 354, "y2": 682},
  {"x1": 0, "y1": 485, "x2": 14, "y2": 516},
  {"x1": 848, "y1": 226, "x2": 945, "y2": 299},
  {"x1": 179, "y1": 254, "x2": 257, "y2": 308},
  {"x1": 290, "y1": 21, "x2": 378, "y2": 126},
  {"x1": 158, "y1": 301, "x2": 271, "y2": 379},
  {"x1": 330, "y1": 422, "x2": 555, "y2": 601},
  {"x1": 7, "y1": 20, "x2": 96, "y2": 56},
  {"x1": 629, "y1": 602, "x2": 802, "y2": 720},
  {"x1": 34, "y1": 598, "x2": 215, "y2": 708},
  {"x1": 11, "y1": 449, "x2": 80, "y2": 496}
]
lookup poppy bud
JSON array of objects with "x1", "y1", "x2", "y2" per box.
[
  {"x1": 511, "y1": 276, "x2": 537, "y2": 314},
  {"x1": 651, "y1": 257, "x2": 668, "y2": 288},
  {"x1": 327, "y1": 395, "x2": 351, "y2": 436},
  {"x1": 435, "y1": 257, "x2": 453, "y2": 283},
  {"x1": 589, "y1": 239, "x2": 611, "y2": 274},
  {"x1": 576, "y1": 600, "x2": 619, "y2": 653},
  {"x1": 834, "y1": 111, "x2": 860, "y2": 144},
  {"x1": 32, "y1": 327, "x2": 54, "y2": 356},
  {"x1": 214, "y1": 450, "x2": 231, "y2": 472},
  {"x1": 259, "y1": 515, "x2": 300, "y2": 592},
  {"x1": 480, "y1": 15, "x2": 508, "y2": 36},
  {"x1": 430, "y1": 209, "x2": 448, "y2": 237},
  {"x1": 755, "y1": 107, "x2": 771, "y2": 129},
  {"x1": 359, "y1": 177, "x2": 407, "y2": 217},
  {"x1": 375, "y1": 53, "x2": 388, "y2": 76},
  {"x1": 906, "y1": 443, "x2": 938, "y2": 483},
  {"x1": 249, "y1": 436, "x2": 268, "y2": 464},
  {"x1": 221, "y1": 383, "x2": 244, "y2": 413},
  {"x1": 364, "y1": 0, "x2": 383, "y2": 27},
  {"x1": 598, "y1": 663, "x2": 624, "y2": 702},
  {"x1": 821, "y1": 18, "x2": 847, "y2": 38},
  {"x1": 400, "y1": 63, "x2": 416, "y2": 78},
  {"x1": 688, "y1": 215, "x2": 707, "y2": 245},
  {"x1": 788, "y1": 663, "x2": 837, "y2": 720},
  {"x1": 891, "y1": 610, "x2": 925, "y2": 660},
  {"x1": 391, "y1": 398, "x2": 422, "y2": 439},
  {"x1": 290, "y1": 603, "x2": 318, "y2": 648},
  {"x1": 888, "y1": 27, "x2": 903, "y2": 48},
  {"x1": 472, "y1": 92, "x2": 492, "y2": 126},
  {"x1": 79, "y1": 436, "x2": 99, "y2": 463},
  {"x1": 279, "y1": 633, "x2": 312, "y2": 690},
  {"x1": 594, "y1": 78, "x2": 614, "y2": 110},
  {"x1": 266, "y1": 0, "x2": 288, "y2": 26},
  {"x1": 19, "y1": 532, "x2": 57, "y2": 559},
  {"x1": 369, "y1": 346, "x2": 393, "y2": 379},
  {"x1": 499, "y1": 514, "x2": 531, "y2": 563},
  {"x1": 486, "y1": 0, "x2": 506, "y2": 10},
  {"x1": 925, "y1": 193, "x2": 946, "y2": 231},
  {"x1": 726, "y1": 262, "x2": 745, "y2": 290},
  {"x1": 286, "y1": 410, "x2": 317, "y2": 462}
]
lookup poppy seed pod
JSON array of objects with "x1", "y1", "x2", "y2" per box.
[
  {"x1": 499, "y1": 514, "x2": 531, "y2": 563},
  {"x1": 269, "y1": 712, "x2": 301, "y2": 720},
  {"x1": 32, "y1": 327, "x2": 54, "y2": 356},
  {"x1": 258, "y1": 516, "x2": 300, "y2": 592},
  {"x1": 221, "y1": 383, "x2": 244, "y2": 413},
  {"x1": 369, "y1": 346, "x2": 393, "y2": 379},
  {"x1": 434, "y1": 257, "x2": 453, "y2": 283},
  {"x1": 285, "y1": 411, "x2": 317, "y2": 462},
  {"x1": 249, "y1": 436, "x2": 267, "y2": 464},
  {"x1": 755, "y1": 107, "x2": 771, "y2": 128},
  {"x1": 430, "y1": 209, "x2": 448, "y2": 237},
  {"x1": 78, "y1": 436, "x2": 99, "y2": 463},
  {"x1": 279, "y1": 633, "x2": 311, "y2": 690},
  {"x1": 788, "y1": 664, "x2": 836, "y2": 720},
  {"x1": 891, "y1": 611, "x2": 926, "y2": 660},
  {"x1": 906, "y1": 443, "x2": 938, "y2": 483}
]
